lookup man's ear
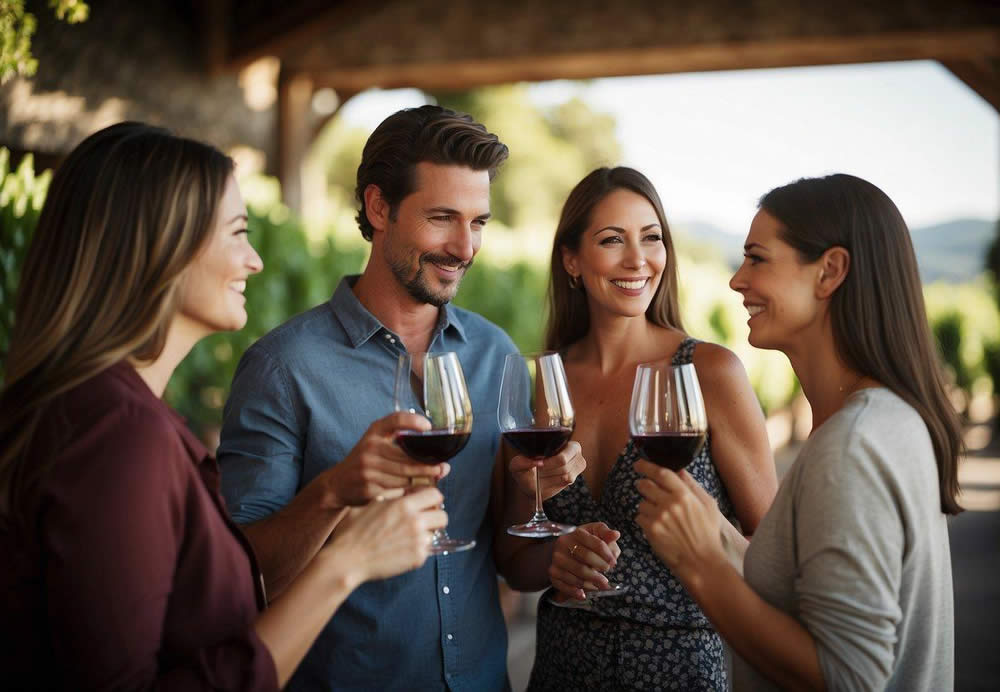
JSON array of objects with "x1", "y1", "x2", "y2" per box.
[
  {"x1": 363, "y1": 184, "x2": 390, "y2": 233},
  {"x1": 816, "y1": 246, "x2": 850, "y2": 299}
]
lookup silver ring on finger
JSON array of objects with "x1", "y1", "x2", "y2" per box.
[{"x1": 569, "y1": 543, "x2": 579, "y2": 558}]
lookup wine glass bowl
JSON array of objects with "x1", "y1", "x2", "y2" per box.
[
  {"x1": 394, "y1": 351, "x2": 475, "y2": 554},
  {"x1": 498, "y1": 352, "x2": 576, "y2": 538},
  {"x1": 629, "y1": 362, "x2": 708, "y2": 471}
]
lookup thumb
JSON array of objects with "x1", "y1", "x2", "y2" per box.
[{"x1": 375, "y1": 411, "x2": 431, "y2": 436}]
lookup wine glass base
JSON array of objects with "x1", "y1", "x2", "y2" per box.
[
  {"x1": 545, "y1": 583, "x2": 629, "y2": 610},
  {"x1": 588, "y1": 582, "x2": 629, "y2": 598},
  {"x1": 507, "y1": 520, "x2": 575, "y2": 539},
  {"x1": 429, "y1": 537, "x2": 476, "y2": 555}
]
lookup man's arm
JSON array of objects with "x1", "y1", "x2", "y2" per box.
[{"x1": 220, "y1": 347, "x2": 447, "y2": 598}]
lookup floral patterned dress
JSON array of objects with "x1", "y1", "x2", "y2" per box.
[{"x1": 527, "y1": 338, "x2": 736, "y2": 691}]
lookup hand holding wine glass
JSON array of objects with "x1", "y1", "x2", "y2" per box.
[
  {"x1": 634, "y1": 462, "x2": 728, "y2": 587},
  {"x1": 506, "y1": 440, "x2": 586, "y2": 504},
  {"x1": 629, "y1": 362, "x2": 708, "y2": 471},
  {"x1": 323, "y1": 486, "x2": 449, "y2": 582},
  {"x1": 394, "y1": 351, "x2": 475, "y2": 555},
  {"x1": 548, "y1": 522, "x2": 622, "y2": 601},
  {"x1": 498, "y1": 352, "x2": 576, "y2": 538}
]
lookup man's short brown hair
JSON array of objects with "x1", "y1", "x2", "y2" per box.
[{"x1": 355, "y1": 105, "x2": 509, "y2": 241}]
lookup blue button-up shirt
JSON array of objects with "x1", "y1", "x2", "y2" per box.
[{"x1": 219, "y1": 276, "x2": 514, "y2": 692}]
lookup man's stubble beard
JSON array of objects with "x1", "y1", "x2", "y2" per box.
[{"x1": 386, "y1": 246, "x2": 472, "y2": 308}]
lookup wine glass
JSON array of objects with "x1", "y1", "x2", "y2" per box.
[
  {"x1": 394, "y1": 351, "x2": 475, "y2": 554},
  {"x1": 629, "y1": 362, "x2": 708, "y2": 471},
  {"x1": 498, "y1": 351, "x2": 576, "y2": 538}
]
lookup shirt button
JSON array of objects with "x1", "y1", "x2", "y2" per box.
[
  {"x1": 442, "y1": 586, "x2": 450, "y2": 594},
  {"x1": 447, "y1": 633, "x2": 454, "y2": 641}
]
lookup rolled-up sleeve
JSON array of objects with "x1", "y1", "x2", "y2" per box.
[
  {"x1": 794, "y1": 445, "x2": 904, "y2": 691},
  {"x1": 42, "y1": 408, "x2": 278, "y2": 691},
  {"x1": 219, "y1": 344, "x2": 304, "y2": 524}
]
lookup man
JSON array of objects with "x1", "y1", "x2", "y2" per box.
[{"x1": 218, "y1": 106, "x2": 517, "y2": 691}]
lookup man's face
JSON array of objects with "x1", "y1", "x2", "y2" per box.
[{"x1": 382, "y1": 162, "x2": 491, "y2": 307}]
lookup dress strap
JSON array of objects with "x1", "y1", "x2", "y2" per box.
[{"x1": 670, "y1": 336, "x2": 700, "y2": 366}]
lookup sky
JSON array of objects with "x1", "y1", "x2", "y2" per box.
[{"x1": 338, "y1": 60, "x2": 999, "y2": 235}]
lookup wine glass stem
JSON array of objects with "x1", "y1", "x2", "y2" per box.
[
  {"x1": 531, "y1": 466, "x2": 547, "y2": 522},
  {"x1": 430, "y1": 477, "x2": 447, "y2": 544}
]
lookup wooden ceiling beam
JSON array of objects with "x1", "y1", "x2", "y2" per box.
[
  {"x1": 941, "y1": 58, "x2": 1000, "y2": 112},
  {"x1": 198, "y1": 0, "x2": 232, "y2": 76},
  {"x1": 307, "y1": 28, "x2": 1000, "y2": 99},
  {"x1": 222, "y1": 0, "x2": 392, "y2": 72}
]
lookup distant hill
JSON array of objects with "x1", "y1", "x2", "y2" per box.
[
  {"x1": 910, "y1": 219, "x2": 996, "y2": 284},
  {"x1": 674, "y1": 217, "x2": 997, "y2": 284}
]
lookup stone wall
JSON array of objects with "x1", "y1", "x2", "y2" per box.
[{"x1": 0, "y1": 0, "x2": 276, "y2": 167}]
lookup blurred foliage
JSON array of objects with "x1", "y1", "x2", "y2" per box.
[
  {"x1": 1, "y1": 0, "x2": 89, "y2": 83},
  {"x1": 925, "y1": 278, "x2": 1000, "y2": 405},
  {"x1": 0, "y1": 148, "x2": 50, "y2": 379}
]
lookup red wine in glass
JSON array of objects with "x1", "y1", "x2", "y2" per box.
[
  {"x1": 631, "y1": 431, "x2": 706, "y2": 471},
  {"x1": 498, "y1": 352, "x2": 576, "y2": 539},
  {"x1": 629, "y1": 362, "x2": 708, "y2": 473},
  {"x1": 502, "y1": 426, "x2": 574, "y2": 460},
  {"x1": 394, "y1": 351, "x2": 475, "y2": 555},
  {"x1": 396, "y1": 430, "x2": 471, "y2": 464}
]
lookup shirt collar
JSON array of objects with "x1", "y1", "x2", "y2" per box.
[{"x1": 329, "y1": 275, "x2": 468, "y2": 348}]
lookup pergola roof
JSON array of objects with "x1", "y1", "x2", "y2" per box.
[
  {"x1": 210, "y1": 0, "x2": 999, "y2": 107},
  {"x1": 3, "y1": 0, "x2": 997, "y2": 209}
]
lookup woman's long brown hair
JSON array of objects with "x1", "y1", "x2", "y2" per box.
[
  {"x1": 761, "y1": 174, "x2": 963, "y2": 514},
  {"x1": 545, "y1": 167, "x2": 683, "y2": 352},
  {"x1": 0, "y1": 122, "x2": 233, "y2": 527}
]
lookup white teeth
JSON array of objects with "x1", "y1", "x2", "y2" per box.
[
  {"x1": 611, "y1": 279, "x2": 647, "y2": 290},
  {"x1": 231, "y1": 280, "x2": 246, "y2": 293},
  {"x1": 747, "y1": 305, "x2": 764, "y2": 316}
]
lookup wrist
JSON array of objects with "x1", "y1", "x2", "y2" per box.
[
  {"x1": 317, "y1": 543, "x2": 365, "y2": 593},
  {"x1": 315, "y1": 472, "x2": 344, "y2": 511},
  {"x1": 680, "y1": 551, "x2": 732, "y2": 601}
]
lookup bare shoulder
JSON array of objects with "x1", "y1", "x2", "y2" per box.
[{"x1": 690, "y1": 341, "x2": 750, "y2": 386}]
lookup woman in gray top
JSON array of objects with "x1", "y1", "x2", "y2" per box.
[{"x1": 634, "y1": 173, "x2": 962, "y2": 691}]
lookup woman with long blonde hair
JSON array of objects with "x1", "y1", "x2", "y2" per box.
[{"x1": 0, "y1": 122, "x2": 445, "y2": 690}]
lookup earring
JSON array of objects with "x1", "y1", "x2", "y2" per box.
[{"x1": 568, "y1": 275, "x2": 580, "y2": 289}]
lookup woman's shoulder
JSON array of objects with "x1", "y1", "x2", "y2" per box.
[
  {"x1": 799, "y1": 388, "x2": 935, "y2": 491},
  {"x1": 688, "y1": 340, "x2": 750, "y2": 386},
  {"x1": 40, "y1": 367, "x2": 189, "y2": 482}
]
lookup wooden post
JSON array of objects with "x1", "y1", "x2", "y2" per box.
[{"x1": 277, "y1": 70, "x2": 314, "y2": 214}]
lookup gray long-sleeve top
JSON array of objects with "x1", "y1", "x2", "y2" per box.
[{"x1": 735, "y1": 387, "x2": 954, "y2": 691}]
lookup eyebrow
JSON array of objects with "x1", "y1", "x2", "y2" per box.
[
  {"x1": 592, "y1": 223, "x2": 661, "y2": 235},
  {"x1": 744, "y1": 242, "x2": 767, "y2": 252},
  {"x1": 426, "y1": 206, "x2": 491, "y2": 221},
  {"x1": 227, "y1": 213, "x2": 249, "y2": 225}
]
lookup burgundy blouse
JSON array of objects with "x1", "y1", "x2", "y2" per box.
[{"x1": 0, "y1": 362, "x2": 278, "y2": 691}]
